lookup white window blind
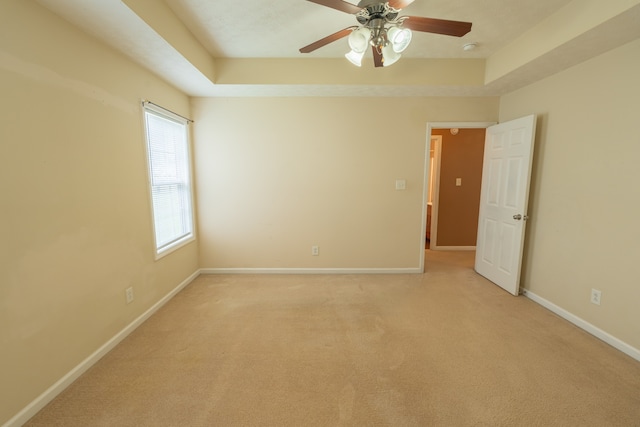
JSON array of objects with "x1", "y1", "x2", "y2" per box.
[{"x1": 143, "y1": 104, "x2": 194, "y2": 256}]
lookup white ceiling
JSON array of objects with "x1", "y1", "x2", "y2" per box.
[
  {"x1": 35, "y1": 0, "x2": 640, "y2": 97},
  {"x1": 163, "y1": 0, "x2": 571, "y2": 59}
]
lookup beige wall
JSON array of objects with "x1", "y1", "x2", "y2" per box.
[
  {"x1": 0, "y1": 2, "x2": 199, "y2": 424},
  {"x1": 432, "y1": 129, "x2": 485, "y2": 247},
  {"x1": 499, "y1": 38, "x2": 640, "y2": 351},
  {"x1": 192, "y1": 97, "x2": 499, "y2": 270},
  {"x1": 4, "y1": 0, "x2": 639, "y2": 424}
]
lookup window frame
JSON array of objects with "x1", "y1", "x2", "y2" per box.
[{"x1": 142, "y1": 102, "x2": 196, "y2": 259}]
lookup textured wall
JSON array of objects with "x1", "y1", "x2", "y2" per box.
[
  {"x1": 192, "y1": 97, "x2": 498, "y2": 270},
  {"x1": 0, "y1": 2, "x2": 199, "y2": 424},
  {"x1": 499, "y1": 38, "x2": 640, "y2": 351},
  {"x1": 432, "y1": 128, "x2": 485, "y2": 247}
]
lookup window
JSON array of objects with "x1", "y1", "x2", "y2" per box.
[{"x1": 143, "y1": 103, "x2": 194, "y2": 257}]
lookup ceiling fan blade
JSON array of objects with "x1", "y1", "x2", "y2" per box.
[
  {"x1": 402, "y1": 16, "x2": 472, "y2": 37},
  {"x1": 305, "y1": 0, "x2": 362, "y2": 14},
  {"x1": 372, "y1": 46, "x2": 384, "y2": 67},
  {"x1": 388, "y1": 0, "x2": 415, "y2": 9},
  {"x1": 299, "y1": 27, "x2": 356, "y2": 53}
]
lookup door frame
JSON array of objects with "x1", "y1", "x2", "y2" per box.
[
  {"x1": 420, "y1": 121, "x2": 496, "y2": 273},
  {"x1": 428, "y1": 135, "x2": 442, "y2": 248}
]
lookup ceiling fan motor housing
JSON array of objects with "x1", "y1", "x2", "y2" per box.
[{"x1": 356, "y1": 2, "x2": 400, "y2": 26}]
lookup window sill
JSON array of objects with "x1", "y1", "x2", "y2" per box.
[{"x1": 155, "y1": 234, "x2": 196, "y2": 260}]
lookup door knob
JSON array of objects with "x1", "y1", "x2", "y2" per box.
[{"x1": 513, "y1": 214, "x2": 522, "y2": 220}]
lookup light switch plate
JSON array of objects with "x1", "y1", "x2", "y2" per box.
[{"x1": 395, "y1": 179, "x2": 406, "y2": 190}]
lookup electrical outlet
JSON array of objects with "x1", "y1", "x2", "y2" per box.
[
  {"x1": 590, "y1": 288, "x2": 601, "y2": 306},
  {"x1": 311, "y1": 245, "x2": 319, "y2": 256},
  {"x1": 126, "y1": 287, "x2": 134, "y2": 304}
]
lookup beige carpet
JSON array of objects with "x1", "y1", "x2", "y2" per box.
[{"x1": 26, "y1": 251, "x2": 640, "y2": 426}]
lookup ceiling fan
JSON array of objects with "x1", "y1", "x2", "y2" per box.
[{"x1": 299, "y1": 0, "x2": 472, "y2": 67}]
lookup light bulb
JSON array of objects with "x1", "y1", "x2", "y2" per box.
[
  {"x1": 348, "y1": 28, "x2": 371, "y2": 53},
  {"x1": 345, "y1": 50, "x2": 365, "y2": 67},
  {"x1": 388, "y1": 27, "x2": 412, "y2": 53},
  {"x1": 381, "y1": 43, "x2": 401, "y2": 67}
]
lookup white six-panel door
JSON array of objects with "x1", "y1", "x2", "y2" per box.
[{"x1": 474, "y1": 115, "x2": 537, "y2": 295}]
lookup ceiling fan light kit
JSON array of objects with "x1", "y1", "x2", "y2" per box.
[
  {"x1": 380, "y1": 43, "x2": 401, "y2": 66},
  {"x1": 300, "y1": 0, "x2": 472, "y2": 68},
  {"x1": 348, "y1": 27, "x2": 371, "y2": 52},
  {"x1": 345, "y1": 49, "x2": 366, "y2": 66},
  {"x1": 387, "y1": 26, "x2": 412, "y2": 52}
]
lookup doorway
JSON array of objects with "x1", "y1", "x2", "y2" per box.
[{"x1": 420, "y1": 122, "x2": 496, "y2": 273}]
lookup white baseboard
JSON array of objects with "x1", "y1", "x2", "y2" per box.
[
  {"x1": 200, "y1": 267, "x2": 422, "y2": 274},
  {"x1": 522, "y1": 289, "x2": 640, "y2": 362},
  {"x1": 429, "y1": 246, "x2": 476, "y2": 251},
  {"x1": 3, "y1": 270, "x2": 201, "y2": 427}
]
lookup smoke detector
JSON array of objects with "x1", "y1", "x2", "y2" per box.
[{"x1": 463, "y1": 42, "x2": 477, "y2": 51}]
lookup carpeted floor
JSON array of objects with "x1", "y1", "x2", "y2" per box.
[{"x1": 25, "y1": 250, "x2": 640, "y2": 426}]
